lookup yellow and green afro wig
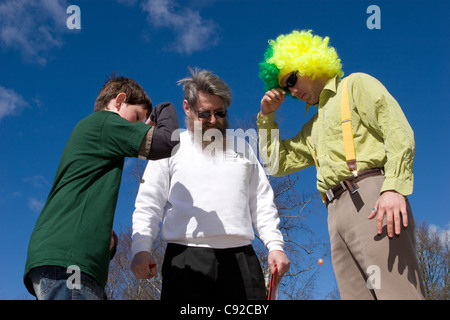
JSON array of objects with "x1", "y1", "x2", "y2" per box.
[{"x1": 259, "y1": 30, "x2": 344, "y2": 95}]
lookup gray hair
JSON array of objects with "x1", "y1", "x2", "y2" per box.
[{"x1": 177, "y1": 67, "x2": 232, "y2": 109}]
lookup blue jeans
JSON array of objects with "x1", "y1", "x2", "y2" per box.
[{"x1": 28, "y1": 266, "x2": 105, "y2": 300}]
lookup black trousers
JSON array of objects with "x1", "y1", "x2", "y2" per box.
[{"x1": 161, "y1": 243, "x2": 266, "y2": 300}]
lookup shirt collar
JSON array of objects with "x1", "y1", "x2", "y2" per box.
[{"x1": 304, "y1": 75, "x2": 341, "y2": 115}]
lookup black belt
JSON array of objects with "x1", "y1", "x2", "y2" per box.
[{"x1": 325, "y1": 168, "x2": 384, "y2": 205}]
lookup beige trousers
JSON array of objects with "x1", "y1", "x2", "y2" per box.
[{"x1": 327, "y1": 175, "x2": 426, "y2": 300}]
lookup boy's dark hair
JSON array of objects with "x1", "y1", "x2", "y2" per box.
[{"x1": 94, "y1": 74, "x2": 152, "y2": 117}]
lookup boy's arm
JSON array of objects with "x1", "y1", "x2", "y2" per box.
[{"x1": 138, "y1": 102, "x2": 180, "y2": 160}]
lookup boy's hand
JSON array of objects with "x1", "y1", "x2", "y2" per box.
[{"x1": 145, "y1": 118, "x2": 156, "y2": 126}]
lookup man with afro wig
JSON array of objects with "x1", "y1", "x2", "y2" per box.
[{"x1": 256, "y1": 30, "x2": 425, "y2": 300}]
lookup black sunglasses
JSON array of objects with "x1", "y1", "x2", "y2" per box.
[
  {"x1": 283, "y1": 70, "x2": 298, "y2": 91},
  {"x1": 195, "y1": 109, "x2": 228, "y2": 119}
]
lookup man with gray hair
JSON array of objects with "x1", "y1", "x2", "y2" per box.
[{"x1": 130, "y1": 67, "x2": 290, "y2": 300}]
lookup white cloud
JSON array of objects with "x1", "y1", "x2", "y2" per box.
[
  {"x1": 23, "y1": 175, "x2": 50, "y2": 188},
  {"x1": 0, "y1": 0, "x2": 67, "y2": 65},
  {"x1": 28, "y1": 197, "x2": 45, "y2": 213},
  {"x1": 141, "y1": 0, "x2": 219, "y2": 54},
  {"x1": 429, "y1": 223, "x2": 450, "y2": 244},
  {"x1": 0, "y1": 85, "x2": 28, "y2": 122}
]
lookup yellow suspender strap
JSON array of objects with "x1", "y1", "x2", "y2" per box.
[
  {"x1": 314, "y1": 75, "x2": 357, "y2": 203},
  {"x1": 340, "y1": 76, "x2": 358, "y2": 177},
  {"x1": 313, "y1": 147, "x2": 319, "y2": 171}
]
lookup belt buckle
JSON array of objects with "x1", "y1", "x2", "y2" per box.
[{"x1": 350, "y1": 184, "x2": 359, "y2": 194}]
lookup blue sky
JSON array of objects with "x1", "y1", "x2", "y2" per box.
[{"x1": 0, "y1": 0, "x2": 448, "y2": 300}]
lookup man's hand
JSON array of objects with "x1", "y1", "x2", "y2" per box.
[
  {"x1": 368, "y1": 190, "x2": 408, "y2": 238},
  {"x1": 261, "y1": 88, "x2": 286, "y2": 116},
  {"x1": 268, "y1": 250, "x2": 290, "y2": 283},
  {"x1": 131, "y1": 251, "x2": 158, "y2": 279}
]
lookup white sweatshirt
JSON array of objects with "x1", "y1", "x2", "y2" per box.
[{"x1": 131, "y1": 130, "x2": 284, "y2": 255}]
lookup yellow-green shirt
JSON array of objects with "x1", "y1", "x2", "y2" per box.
[{"x1": 256, "y1": 72, "x2": 415, "y2": 197}]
